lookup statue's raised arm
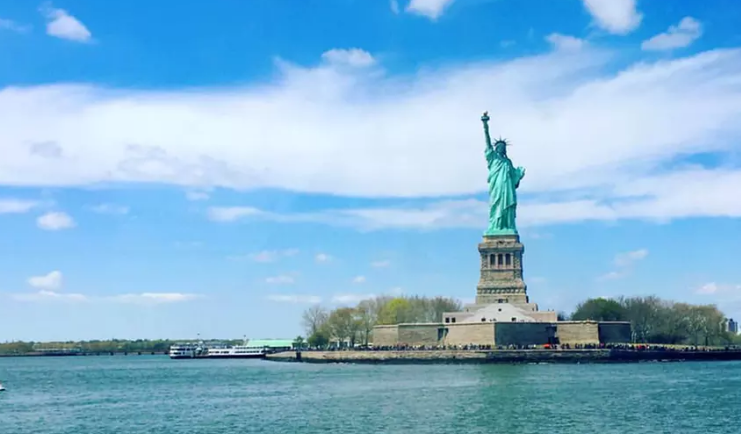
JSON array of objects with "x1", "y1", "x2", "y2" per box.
[{"x1": 481, "y1": 111, "x2": 493, "y2": 151}]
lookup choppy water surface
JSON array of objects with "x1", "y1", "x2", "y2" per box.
[{"x1": 1, "y1": 356, "x2": 739, "y2": 433}]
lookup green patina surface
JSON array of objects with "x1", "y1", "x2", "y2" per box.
[{"x1": 481, "y1": 112, "x2": 525, "y2": 236}]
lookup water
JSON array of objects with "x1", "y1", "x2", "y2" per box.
[{"x1": 1, "y1": 356, "x2": 739, "y2": 433}]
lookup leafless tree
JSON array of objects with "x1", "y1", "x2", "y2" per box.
[{"x1": 301, "y1": 305, "x2": 329, "y2": 336}]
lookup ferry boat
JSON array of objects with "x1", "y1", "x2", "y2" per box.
[
  {"x1": 168, "y1": 344, "x2": 202, "y2": 359},
  {"x1": 207, "y1": 344, "x2": 267, "y2": 359}
]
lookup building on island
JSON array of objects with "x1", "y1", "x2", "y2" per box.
[
  {"x1": 247, "y1": 339, "x2": 295, "y2": 352},
  {"x1": 371, "y1": 112, "x2": 632, "y2": 348},
  {"x1": 372, "y1": 232, "x2": 632, "y2": 347}
]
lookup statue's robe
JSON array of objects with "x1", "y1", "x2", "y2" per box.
[{"x1": 485, "y1": 144, "x2": 525, "y2": 235}]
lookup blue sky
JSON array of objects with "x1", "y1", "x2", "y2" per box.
[{"x1": 2, "y1": 0, "x2": 741, "y2": 341}]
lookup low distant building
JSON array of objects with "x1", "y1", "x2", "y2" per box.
[{"x1": 247, "y1": 339, "x2": 295, "y2": 352}]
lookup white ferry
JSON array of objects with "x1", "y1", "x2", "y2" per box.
[
  {"x1": 168, "y1": 344, "x2": 200, "y2": 359},
  {"x1": 207, "y1": 345, "x2": 267, "y2": 359}
]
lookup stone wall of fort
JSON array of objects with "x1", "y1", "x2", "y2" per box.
[
  {"x1": 495, "y1": 322, "x2": 554, "y2": 346},
  {"x1": 372, "y1": 325, "x2": 399, "y2": 346},
  {"x1": 598, "y1": 322, "x2": 632, "y2": 343},
  {"x1": 556, "y1": 321, "x2": 599, "y2": 345},
  {"x1": 443, "y1": 323, "x2": 494, "y2": 346},
  {"x1": 398, "y1": 324, "x2": 441, "y2": 345},
  {"x1": 373, "y1": 320, "x2": 631, "y2": 347}
]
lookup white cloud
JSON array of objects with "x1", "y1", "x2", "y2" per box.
[
  {"x1": 266, "y1": 294, "x2": 322, "y2": 304},
  {"x1": 406, "y1": 0, "x2": 455, "y2": 20},
  {"x1": 208, "y1": 207, "x2": 262, "y2": 222},
  {"x1": 205, "y1": 165, "x2": 741, "y2": 230},
  {"x1": 695, "y1": 282, "x2": 741, "y2": 296},
  {"x1": 598, "y1": 248, "x2": 648, "y2": 280},
  {"x1": 29, "y1": 141, "x2": 63, "y2": 158},
  {"x1": 0, "y1": 17, "x2": 31, "y2": 33},
  {"x1": 265, "y1": 275, "x2": 295, "y2": 284},
  {"x1": 696, "y1": 282, "x2": 719, "y2": 295},
  {"x1": 315, "y1": 253, "x2": 332, "y2": 263},
  {"x1": 108, "y1": 292, "x2": 200, "y2": 304},
  {"x1": 36, "y1": 211, "x2": 75, "y2": 230},
  {"x1": 582, "y1": 0, "x2": 642, "y2": 34},
  {"x1": 390, "y1": 0, "x2": 400, "y2": 14},
  {"x1": 27, "y1": 270, "x2": 63, "y2": 290},
  {"x1": 185, "y1": 191, "x2": 210, "y2": 201},
  {"x1": 0, "y1": 199, "x2": 38, "y2": 214},
  {"x1": 90, "y1": 203, "x2": 129, "y2": 215},
  {"x1": 321, "y1": 48, "x2": 375, "y2": 68},
  {"x1": 12, "y1": 290, "x2": 86, "y2": 302},
  {"x1": 4, "y1": 48, "x2": 741, "y2": 231},
  {"x1": 371, "y1": 260, "x2": 391, "y2": 268},
  {"x1": 253, "y1": 252, "x2": 277, "y2": 262},
  {"x1": 247, "y1": 251, "x2": 277, "y2": 263},
  {"x1": 40, "y1": 3, "x2": 92, "y2": 43},
  {"x1": 642, "y1": 17, "x2": 702, "y2": 51},
  {"x1": 11, "y1": 290, "x2": 200, "y2": 304},
  {"x1": 614, "y1": 249, "x2": 648, "y2": 267},
  {"x1": 388, "y1": 287, "x2": 404, "y2": 296},
  {"x1": 546, "y1": 33, "x2": 586, "y2": 51},
  {"x1": 331, "y1": 293, "x2": 375, "y2": 305},
  {"x1": 229, "y1": 249, "x2": 299, "y2": 263},
  {"x1": 352, "y1": 275, "x2": 367, "y2": 284}
]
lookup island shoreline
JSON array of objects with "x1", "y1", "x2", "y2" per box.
[{"x1": 265, "y1": 349, "x2": 741, "y2": 365}]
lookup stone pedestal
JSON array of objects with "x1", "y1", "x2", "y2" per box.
[{"x1": 475, "y1": 235, "x2": 529, "y2": 306}]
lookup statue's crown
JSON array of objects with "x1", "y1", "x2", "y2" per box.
[{"x1": 494, "y1": 138, "x2": 509, "y2": 146}]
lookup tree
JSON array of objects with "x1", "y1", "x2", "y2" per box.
[
  {"x1": 732, "y1": 333, "x2": 741, "y2": 346},
  {"x1": 686, "y1": 304, "x2": 726, "y2": 346},
  {"x1": 0, "y1": 341, "x2": 34, "y2": 355},
  {"x1": 326, "y1": 307, "x2": 362, "y2": 347},
  {"x1": 425, "y1": 296, "x2": 462, "y2": 323},
  {"x1": 618, "y1": 296, "x2": 664, "y2": 343},
  {"x1": 301, "y1": 305, "x2": 329, "y2": 336},
  {"x1": 355, "y1": 299, "x2": 379, "y2": 346},
  {"x1": 293, "y1": 336, "x2": 306, "y2": 349},
  {"x1": 307, "y1": 328, "x2": 330, "y2": 348},
  {"x1": 655, "y1": 302, "x2": 693, "y2": 344},
  {"x1": 377, "y1": 298, "x2": 413, "y2": 325},
  {"x1": 571, "y1": 298, "x2": 627, "y2": 322},
  {"x1": 309, "y1": 292, "x2": 737, "y2": 348}
]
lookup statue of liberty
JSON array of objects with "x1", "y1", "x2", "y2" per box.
[{"x1": 481, "y1": 111, "x2": 525, "y2": 236}]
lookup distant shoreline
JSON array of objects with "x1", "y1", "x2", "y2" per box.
[
  {"x1": 0, "y1": 351, "x2": 168, "y2": 358},
  {"x1": 266, "y1": 349, "x2": 741, "y2": 364}
]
